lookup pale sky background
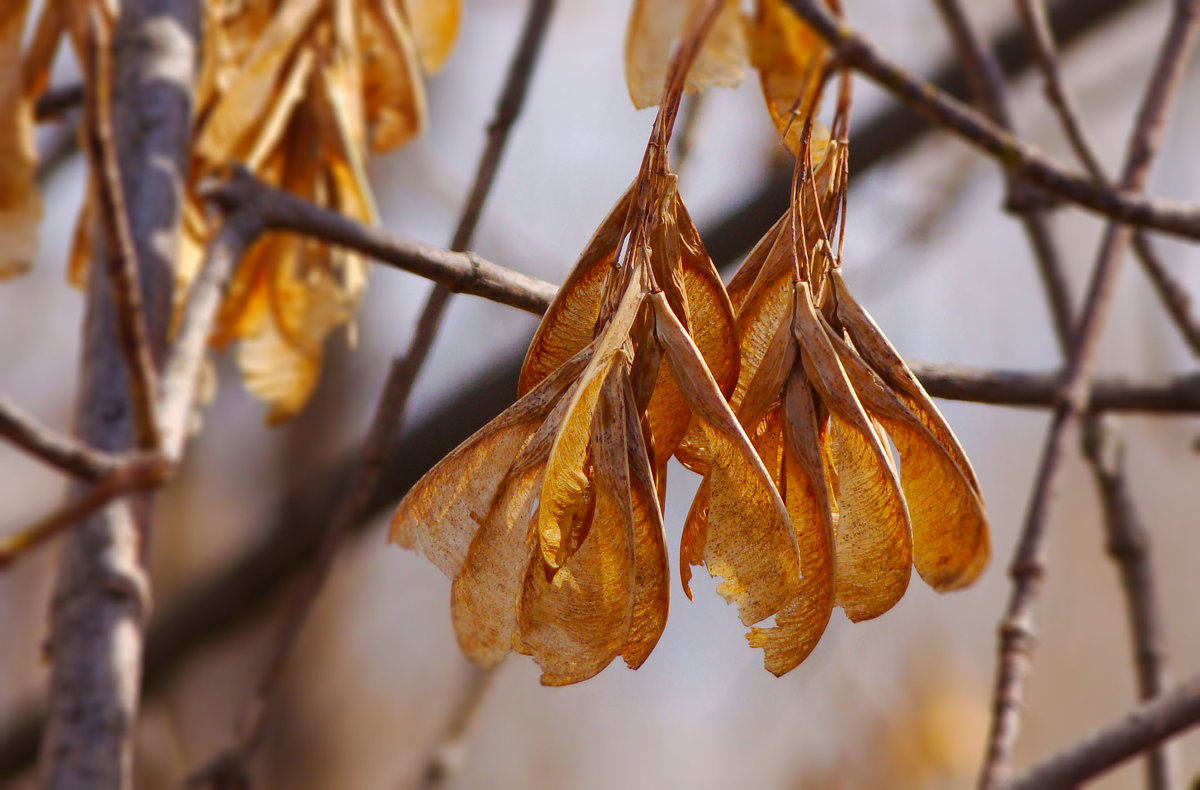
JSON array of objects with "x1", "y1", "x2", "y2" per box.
[{"x1": 4, "y1": 1, "x2": 1200, "y2": 788}]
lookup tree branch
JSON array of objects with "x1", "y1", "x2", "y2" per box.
[
  {"x1": 37, "y1": 0, "x2": 199, "y2": 784},
  {"x1": 1017, "y1": 4, "x2": 1182, "y2": 787},
  {"x1": 82, "y1": 7, "x2": 162, "y2": 451},
  {"x1": 979, "y1": 1, "x2": 1200, "y2": 784},
  {"x1": 1017, "y1": 0, "x2": 1200, "y2": 359},
  {"x1": 783, "y1": 0, "x2": 1200, "y2": 243},
  {"x1": 0, "y1": 394, "x2": 122, "y2": 480},
  {"x1": 1002, "y1": 674, "x2": 1200, "y2": 790}
]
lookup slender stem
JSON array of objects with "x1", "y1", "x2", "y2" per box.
[
  {"x1": 1017, "y1": 0, "x2": 1200, "y2": 358},
  {"x1": 930, "y1": 0, "x2": 1074, "y2": 353},
  {"x1": 83, "y1": 7, "x2": 162, "y2": 451},
  {"x1": 0, "y1": 457, "x2": 168, "y2": 569},
  {"x1": 0, "y1": 394, "x2": 122, "y2": 480},
  {"x1": 782, "y1": 0, "x2": 1200, "y2": 243},
  {"x1": 204, "y1": 170, "x2": 557, "y2": 316},
  {"x1": 979, "y1": 2, "x2": 1200, "y2": 785},
  {"x1": 1002, "y1": 674, "x2": 1200, "y2": 790},
  {"x1": 1018, "y1": 4, "x2": 1181, "y2": 787},
  {"x1": 418, "y1": 666, "x2": 499, "y2": 789}
]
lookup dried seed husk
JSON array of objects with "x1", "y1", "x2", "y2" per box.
[
  {"x1": 389, "y1": 343, "x2": 595, "y2": 576},
  {"x1": 516, "y1": 364, "x2": 637, "y2": 685},
  {"x1": 826, "y1": 322, "x2": 989, "y2": 590},
  {"x1": 831, "y1": 268, "x2": 981, "y2": 494},
  {"x1": 793, "y1": 282, "x2": 910, "y2": 622},
  {"x1": 620, "y1": 378, "x2": 671, "y2": 668},
  {"x1": 657, "y1": 292, "x2": 799, "y2": 626},
  {"x1": 1, "y1": 0, "x2": 41, "y2": 279},
  {"x1": 625, "y1": 0, "x2": 746, "y2": 110}
]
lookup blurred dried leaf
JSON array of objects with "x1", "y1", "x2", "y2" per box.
[
  {"x1": 22, "y1": 0, "x2": 455, "y2": 419},
  {"x1": 1, "y1": 0, "x2": 42, "y2": 279},
  {"x1": 749, "y1": 0, "x2": 830, "y2": 153},
  {"x1": 625, "y1": 0, "x2": 746, "y2": 109},
  {"x1": 401, "y1": 0, "x2": 461, "y2": 73}
]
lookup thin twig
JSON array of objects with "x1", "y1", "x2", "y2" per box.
[
  {"x1": 1017, "y1": 0, "x2": 1200, "y2": 358},
  {"x1": 82, "y1": 6, "x2": 163, "y2": 450},
  {"x1": 0, "y1": 456, "x2": 168, "y2": 568},
  {"x1": 706, "y1": 0, "x2": 1135, "y2": 266},
  {"x1": 158, "y1": 201, "x2": 266, "y2": 464},
  {"x1": 1080, "y1": 417, "x2": 1176, "y2": 789},
  {"x1": 186, "y1": 2, "x2": 558, "y2": 785},
  {"x1": 978, "y1": 1, "x2": 1200, "y2": 785},
  {"x1": 1018, "y1": 4, "x2": 1181, "y2": 787},
  {"x1": 1001, "y1": 674, "x2": 1200, "y2": 790},
  {"x1": 34, "y1": 82, "x2": 85, "y2": 122},
  {"x1": 0, "y1": 394, "x2": 122, "y2": 480},
  {"x1": 206, "y1": 170, "x2": 557, "y2": 316},
  {"x1": 930, "y1": 0, "x2": 1074, "y2": 353},
  {"x1": 418, "y1": 666, "x2": 499, "y2": 789},
  {"x1": 782, "y1": 0, "x2": 1200, "y2": 242}
]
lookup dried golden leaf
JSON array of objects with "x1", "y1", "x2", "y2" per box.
[
  {"x1": 236, "y1": 314, "x2": 322, "y2": 425},
  {"x1": 519, "y1": 186, "x2": 636, "y2": 396},
  {"x1": 750, "y1": 0, "x2": 829, "y2": 153},
  {"x1": 538, "y1": 273, "x2": 644, "y2": 568},
  {"x1": 793, "y1": 282, "x2": 910, "y2": 621},
  {"x1": 645, "y1": 185, "x2": 739, "y2": 471},
  {"x1": 675, "y1": 196, "x2": 739, "y2": 397},
  {"x1": 625, "y1": 0, "x2": 746, "y2": 110},
  {"x1": 829, "y1": 326, "x2": 989, "y2": 590},
  {"x1": 194, "y1": 0, "x2": 324, "y2": 164},
  {"x1": 450, "y1": 442, "x2": 548, "y2": 666},
  {"x1": 361, "y1": 0, "x2": 426, "y2": 150},
  {"x1": 727, "y1": 214, "x2": 787, "y2": 312},
  {"x1": 242, "y1": 45, "x2": 316, "y2": 172},
  {"x1": 831, "y1": 269, "x2": 981, "y2": 494},
  {"x1": 313, "y1": 56, "x2": 378, "y2": 223},
  {"x1": 1, "y1": 0, "x2": 41, "y2": 279},
  {"x1": 657, "y1": 292, "x2": 799, "y2": 625},
  {"x1": 21, "y1": 0, "x2": 62, "y2": 98},
  {"x1": 390, "y1": 344, "x2": 593, "y2": 577},
  {"x1": 620, "y1": 380, "x2": 670, "y2": 668},
  {"x1": 746, "y1": 389, "x2": 835, "y2": 675},
  {"x1": 516, "y1": 366, "x2": 637, "y2": 685},
  {"x1": 400, "y1": 0, "x2": 461, "y2": 72}
]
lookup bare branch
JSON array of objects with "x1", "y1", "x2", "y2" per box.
[
  {"x1": 1081, "y1": 417, "x2": 1178, "y2": 789},
  {"x1": 34, "y1": 82, "x2": 85, "y2": 123},
  {"x1": 83, "y1": 7, "x2": 162, "y2": 451},
  {"x1": 0, "y1": 394, "x2": 121, "y2": 480},
  {"x1": 979, "y1": 0, "x2": 1200, "y2": 784},
  {"x1": 419, "y1": 666, "x2": 499, "y2": 789},
  {"x1": 38, "y1": 0, "x2": 199, "y2": 784},
  {"x1": 782, "y1": 0, "x2": 1200, "y2": 242},
  {"x1": 929, "y1": 0, "x2": 1074, "y2": 354},
  {"x1": 205, "y1": 169, "x2": 557, "y2": 316},
  {"x1": 1017, "y1": 0, "x2": 1200, "y2": 358},
  {"x1": 1017, "y1": 4, "x2": 1182, "y2": 787},
  {"x1": 0, "y1": 456, "x2": 167, "y2": 569},
  {"x1": 1002, "y1": 674, "x2": 1200, "y2": 790}
]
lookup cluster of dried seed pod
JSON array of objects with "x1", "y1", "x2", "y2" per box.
[{"x1": 390, "y1": 2, "x2": 989, "y2": 685}]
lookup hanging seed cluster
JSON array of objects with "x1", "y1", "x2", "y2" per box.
[{"x1": 391, "y1": 0, "x2": 989, "y2": 685}]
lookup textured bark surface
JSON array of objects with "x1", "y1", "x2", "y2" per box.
[{"x1": 37, "y1": 1, "x2": 198, "y2": 787}]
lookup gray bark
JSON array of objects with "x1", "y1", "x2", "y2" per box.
[{"x1": 38, "y1": 1, "x2": 198, "y2": 787}]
